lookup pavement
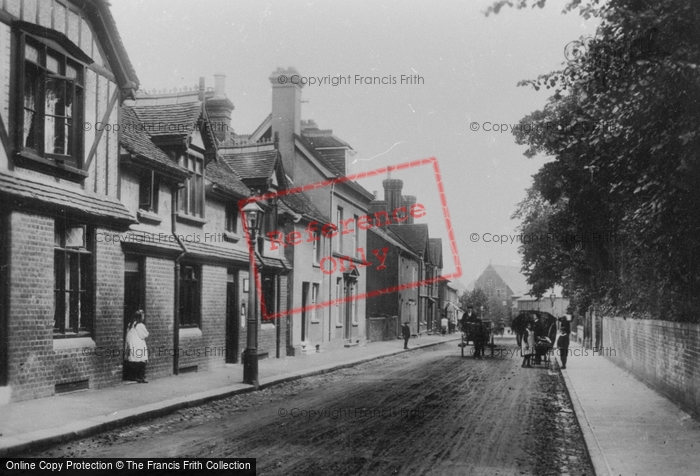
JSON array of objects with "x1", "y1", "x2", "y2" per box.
[
  {"x1": 554, "y1": 342, "x2": 700, "y2": 476},
  {"x1": 0, "y1": 332, "x2": 461, "y2": 456}
]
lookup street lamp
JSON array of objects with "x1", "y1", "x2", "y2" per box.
[{"x1": 242, "y1": 201, "x2": 264, "y2": 387}]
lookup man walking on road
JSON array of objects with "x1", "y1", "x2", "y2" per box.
[{"x1": 402, "y1": 322, "x2": 411, "y2": 349}]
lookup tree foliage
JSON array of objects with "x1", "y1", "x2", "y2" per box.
[
  {"x1": 500, "y1": 0, "x2": 700, "y2": 321},
  {"x1": 459, "y1": 288, "x2": 490, "y2": 316}
]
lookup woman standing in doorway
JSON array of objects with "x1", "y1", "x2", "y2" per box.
[{"x1": 125, "y1": 310, "x2": 149, "y2": 383}]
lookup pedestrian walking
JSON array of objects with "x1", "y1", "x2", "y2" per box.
[
  {"x1": 402, "y1": 322, "x2": 411, "y2": 349},
  {"x1": 125, "y1": 310, "x2": 149, "y2": 383},
  {"x1": 555, "y1": 317, "x2": 571, "y2": 369},
  {"x1": 441, "y1": 316, "x2": 448, "y2": 335},
  {"x1": 521, "y1": 322, "x2": 534, "y2": 367}
]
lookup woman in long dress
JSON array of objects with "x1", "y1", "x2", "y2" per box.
[{"x1": 125, "y1": 310, "x2": 149, "y2": 383}]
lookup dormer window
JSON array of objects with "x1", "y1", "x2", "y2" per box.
[
  {"x1": 18, "y1": 34, "x2": 85, "y2": 170},
  {"x1": 178, "y1": 153, "x2": 205, "y2": 218},
  {"x1": 225, "y1": 203, "x2": 238, "y2": 234}
]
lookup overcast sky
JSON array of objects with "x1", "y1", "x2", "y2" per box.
[{"x1": 111, "y1": 0, "x2": 597, "y2": 286}]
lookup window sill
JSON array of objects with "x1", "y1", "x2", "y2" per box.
[
  {"x1": 15, "y1": 149, "x2": 88, "y2": 182},
  {"x1": 224, "y1": 231, "x2": 241, "y2": 243},
  {"x1": 179, "y1": 327, "x2": 202, "y2": 339},
  {"x1": 336, "y1": 323, "x2": 343, "y2": 328},
  {"x1": 53, "y1": 336, "x2": 96, "y2": 351},
  {"x1": 310, "y1": 319, "x2": 321, "y2": 324},
  {"x1": 261, "y1": 323, "x2": 276, "y2": 331},
  {"x1": 138, "y1": 209, "x2": 162, "y2": 224},
  {"x1": 176, "y1": 213, "x2": 207, "y2": 227}
]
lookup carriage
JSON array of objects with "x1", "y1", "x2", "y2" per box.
[
  {"x1": 511, "y1": 310, "x2": 557, "y2": 368},
  {"x1": 459, "y1": 319, "x2": 495, "y2": 358}
]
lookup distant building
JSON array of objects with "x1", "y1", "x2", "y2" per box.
[
  {"x1": 516, "y1": 285, "x2": 569, "y2": 317},
  {"x1": 440, "y1": 280, "x2": 461, "y2": 326},
  {"x1": 475, "y1": 264, "x2": 529, "y2": 301}
]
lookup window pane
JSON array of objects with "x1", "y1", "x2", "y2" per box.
[
  {"x1": 196, "y1": 174, "x2": 203, "y2": 216},
  {"x1": 46, "y1": 54, "x2": 60, "y2": 74},
  {"x1": 80, "y1": 252, "x2": 91, "y2": 331},
  {"x1": 23, "y1": 64, "x2": 40, "y2": 149},
  {"x1": 45, "y1": 78, "x2": 67, "y2": 155},
  {"x1": 68, "y1": 252, "x2": 80, "y2": 331},
  {"x1": 65, "y1": 226, "x2": 84, "y2": 248},
  {"x1": 66, "y1": 64, "x2": 78, "y2": 79},
  {"x1": 54, "y1": 251, "x2": 63, "y2": 331},
  {"x1": 25, "y1": 43, "x2": 39, "y2": 63}
]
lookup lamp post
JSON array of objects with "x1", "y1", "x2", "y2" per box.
[{"x1": 242, "y1": 201, "x2": 263, "y2": 387}]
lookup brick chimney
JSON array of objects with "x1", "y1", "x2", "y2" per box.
[
  {"x1": 402, "y1": 195, "x2": 417, "y2": 224},
  {"x1": 383, "y1": 175, "x2": 403, "y2": 220},
  {"x1": 206, "y1": 73, "x2": 234, "y2": 143},
  {"x1": 270, "y1": 67, "x2": 303, "y2": 180}
]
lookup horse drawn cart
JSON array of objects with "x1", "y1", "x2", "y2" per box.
[{"x1": 459, "y1": 319, "x2": 495, "y2": 358}]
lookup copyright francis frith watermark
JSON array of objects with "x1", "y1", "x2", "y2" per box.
[{"x1": 275, "y1": 73, "x2": 424, "y2": 86}]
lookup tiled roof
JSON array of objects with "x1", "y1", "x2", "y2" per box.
[
  {"x1": 315, "y1": 148, "x2": 346, "y2": 176},
  {"x1": 302, "y1": 135, "x2": 351, "y2": 150},
  {"x1": 120, "y1": 106, "x2": 188, "y2": 176},
  {"x1": 279, "y1": 190, "x2": 329, "y2": 224},
  {"x1": 387, "y1": 224, "x2": 429, "y2": 256},
  {"x1": 0, "y1": 171, "x2": 135, "y2": 227},
  {"x1": 220, "y1": 150, "x2": 279, "y2": 181},
  {"x1": 185, "y1": 241, "x2": 250, "y2": 265},
  {"x1": 130, "y1": 99, "x2": 202, "y2": 139},
  {"x1": 205, "y1": 160, "x2": 250, "y2": 198}
]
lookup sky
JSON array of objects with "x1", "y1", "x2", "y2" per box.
[{"x1": 111, "y1": 0, "x2": 597, "y2": 287}]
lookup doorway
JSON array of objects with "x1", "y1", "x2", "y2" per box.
[
  {"x1": 123, "y1": 257, "x2": 144, "y2": 380},
  {"x1": 301, "y1": 282, "x2": 309, "y2": 342},
  {"x1": 344, "y1": 279, "x2": 356, "y2": 340}
]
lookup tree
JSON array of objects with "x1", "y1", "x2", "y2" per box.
[
  {"x1": 459, "y1": 288, "x2": 490, "y2": 317},
  {"x1": 494, "y1": 0, "x2": 700, "y2": 322}
]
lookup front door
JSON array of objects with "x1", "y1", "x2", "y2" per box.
[
  {"x1": 301, "y1": 282, "x2": 309, "y2": 342},
  {"x1": 225, "y1": 271, "x2": 239, "y2": 363},
  {"x1": 344, "y1": 279, "x2": 355, "y2": 340}
]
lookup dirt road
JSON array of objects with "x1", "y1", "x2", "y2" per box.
[{"x1": 25, "y1": 342, "x2": 593, "y2": 475}]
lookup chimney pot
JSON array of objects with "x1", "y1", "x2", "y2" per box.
[{"x1": 214, "y1": 73, "x2": 226, "y2": 96}]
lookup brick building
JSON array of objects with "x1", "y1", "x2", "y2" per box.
[
  {"x1": 366, "y1": 176, "x2": 442, "y2": 338},
  {"x1": 0, "y1": 0, "x2": 140, "y2": 401},
  {"x1": 120, "y1": 81, "x2": 290, "y2": 378},
  {"x1": 227, "y1": 67, "x2": 375, "y2": 352}
]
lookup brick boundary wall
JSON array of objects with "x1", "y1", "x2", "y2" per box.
[{"x1": 603, "y1": 316, "x2": 700, "y2": 418}]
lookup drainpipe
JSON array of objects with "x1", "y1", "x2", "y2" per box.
[{"x1": 172, "y1": 186, "x2": 188, "y2": 375}]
